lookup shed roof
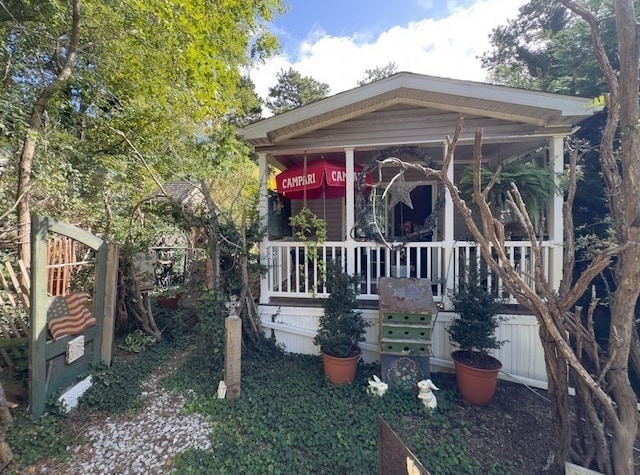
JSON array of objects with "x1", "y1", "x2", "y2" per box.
[{"x1": 150, "y1": 181, "x2": 204, "y2": 207}]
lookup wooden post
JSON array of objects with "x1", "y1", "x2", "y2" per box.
[
  {"x1": 224, "y1": 296, "x2": 242, "y2": 399},
  {"x1": 101, "y1": 242, "x2": 119, "y2": 366}
]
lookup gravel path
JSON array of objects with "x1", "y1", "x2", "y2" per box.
[{"x1": 36, "y1": 352, "x2": 212, "y2": 474}]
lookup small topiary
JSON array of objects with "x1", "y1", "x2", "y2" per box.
[
  {"x1": 447, "y1": 261, "x2": 506, "y2": 356},
  {"x1": 313, "y1": 260, "x2": 370, "y2": 358}
]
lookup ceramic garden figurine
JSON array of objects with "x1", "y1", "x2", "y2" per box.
[
  {"x1": 367, "y1": 375, "x2": 389, "y2": 397},
  {"x1": 417, "y1": 379, "x2": 439, "y2": 410}
]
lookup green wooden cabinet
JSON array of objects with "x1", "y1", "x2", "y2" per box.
[{"x1": 380, "y1": 312, "x2": 433, "y2": 356}]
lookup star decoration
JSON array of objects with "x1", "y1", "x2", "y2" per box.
[{"x1": 388, "y1": 173, "x2": 418, "y2": 208}]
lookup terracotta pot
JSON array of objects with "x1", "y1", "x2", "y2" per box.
[
  {"x1": 451, "y1": 350, "x2": 502, "y2": 405},
  {"x1": 321, "y1": 351, "x2": 361, "y2": 384}
]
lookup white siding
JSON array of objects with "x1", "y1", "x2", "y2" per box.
[{"x1": 258, "y1": 305, "x2": 548, "y2": 389}]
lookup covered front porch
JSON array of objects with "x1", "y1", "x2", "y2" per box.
[
  {"x1": 256, "y1": 128, "x2": 566, "y2": 309},
  {"x1": 241, "y1": 71, "x2": 596, "y2": 310}
]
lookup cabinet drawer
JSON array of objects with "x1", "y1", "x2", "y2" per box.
[
  {"x1": 380, "y1": 341, "x2": 431, "y2": 355},
  {"x1": 381, "y1": 325, "x2": 431, "y2": 340},
  {"x1": 381, "y1": 312, "x2": 432, "y2": 325}
]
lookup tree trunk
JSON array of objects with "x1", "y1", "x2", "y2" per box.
[
  {"x1": 15, "y1": 0, "x2": 80, "y2": 266},
  {"x1": 199, "y1": 180, "x2": 221, "y2": 290},
  {"x1": 539, "y1": 323, "x2": 571, "y2": 467},
  {"x1": 628, "y1": 327, "x2": 640, "y2": 383},
  {"x1": 556, "y1": 1, "x2": 640, "y2": 472},
  {"x1": 605, "y1": 1, "x2": 640, "y2": 472}
]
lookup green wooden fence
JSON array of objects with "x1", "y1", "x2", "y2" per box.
[{"x1": 29, "y1": 216, "x2": 118, "y2": 417}]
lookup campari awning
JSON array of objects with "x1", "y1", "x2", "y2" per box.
[{"x1": 276, "y1": 159, "x2": 371, "y2": 199}]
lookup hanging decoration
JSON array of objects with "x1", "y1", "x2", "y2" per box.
[
  {"x1": 386, "y1": 172, "x2": 418, "y2": 209},
  {"x1": 353, "y1": 145, "x2": 446, "y2": 246}
]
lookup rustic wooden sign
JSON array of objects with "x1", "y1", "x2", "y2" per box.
[
  {"x1": 378, "y1": 417, "x2": 430, "y2": 475},
  {"x1": 66, "y1": 335, "x2": 85, "y2": 364}
]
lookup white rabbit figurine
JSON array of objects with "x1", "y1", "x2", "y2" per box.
[
  {"x1": 367, "y1": 375, "x2": 389, "y2": 397},
  {"x1": 417, "y1": 379, "x2": 439, "y2": 410}
]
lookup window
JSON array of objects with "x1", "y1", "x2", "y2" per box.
[{"x1": 390, "y1": 183, "x2": 434, "y2": 239}]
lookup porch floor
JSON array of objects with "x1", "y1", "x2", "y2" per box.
[{"x1": 264, "y1": 297, "x2": 534, "y2": 314}]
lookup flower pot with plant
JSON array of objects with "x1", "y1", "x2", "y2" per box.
[
  {"x1": 313, "y1": 260, "x2": 371, "y2": 384},
  {"x1": 447, "y1": 261, "x2": 506, "y2": 405},
  {"x1": 289, "y1": 206, "x2": 327, "y2": 294}
]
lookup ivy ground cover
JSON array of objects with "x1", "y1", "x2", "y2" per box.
[{"x1": 164, "y1": 340, "x2": 553, "y2": 475}]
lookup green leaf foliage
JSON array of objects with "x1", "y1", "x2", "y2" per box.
[
  {"x1": 266, "y1": 68, "x2": 330, "y2": 114},
  {"x1": 6, "y1": 410, "x2": 75, "y2": 466},
  {"x1": 481, "y1": 0, "x2": 623, "y2": 97},
  {"x1": 0, "y1": 0, "x2": 283, "y2": 245},
  {"x1": 447, "y1": 263, "x2": 505, "y2": 354},
  {"x1": 312, "y1": 260, "x2": 370, "y2": 358},
  {"x1": 168, "y1": 339, "x2": 525, "y2": 475},
  {"x1": 458, "y1": 160, "x2": 555, "y2": 224},
  {"x1": 357, "y1": 61, "x2": 398, "y2": 86}
]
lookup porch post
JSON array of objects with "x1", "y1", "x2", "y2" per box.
[
  {"x1": 547, "y1": 136, "x2": 564, "y2": 291},
  {"x1": 442, "y1": 141, "x2": 455, "y2": 308},
  {"x1": 258, "y1": 152, "x2": 270, "y2": 304},
  {"x1": 345, "y1": 148, "x2": 355, "y2": 274}
]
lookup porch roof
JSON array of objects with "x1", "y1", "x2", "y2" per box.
[{"x1": 239, "y1": 72, "x2": 600, "y2": 149}]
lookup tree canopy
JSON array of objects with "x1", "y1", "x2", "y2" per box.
[
  {"x1": 481, "y1": 0, "x2": 623, "y2": 97},
  {"x1": 357, "y1": 62, "x2": 398, "y2": 86},
  {"x1": 0, "y1": 0, "x2": 283, "y2": 249},
  {"x1": 265, "y1": 68, "x2": 330, "y2": 114}
]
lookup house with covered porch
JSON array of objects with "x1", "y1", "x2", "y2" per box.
[{"x1": 239, "y1": 72, "x2": 597, "y2": 389}]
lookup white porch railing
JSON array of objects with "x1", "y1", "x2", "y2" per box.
[{"x1": 262, "y1": 240, "x2": 552, "y2": 306}]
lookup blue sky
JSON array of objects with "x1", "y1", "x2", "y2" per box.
[
  {"x1": 249, "y1": 0, "x2": 528, "y2": 105},
  {"x1": 272, "y1": 0, "x2": 463, "y2": 54}
]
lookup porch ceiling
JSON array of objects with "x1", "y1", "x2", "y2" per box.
[{"x1": 240, "y1": 72, "x2": 599, "y2": 152}]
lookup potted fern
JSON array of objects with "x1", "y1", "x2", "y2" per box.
[
  {"x1": 447, "y1": 261, "x2": 506, "y2": 405},
  {"x1": 313, "y1": 260, "x2": 370, "y2": 384},
  {"x1": 459, "y1": 160, "x2": 555, "y2": 234}
]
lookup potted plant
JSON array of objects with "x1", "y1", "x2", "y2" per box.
[
  {"x1": 447, "y1": 261, "x2": 506, "y2": 405},
  {"x1": 313, "y1": 260, "x2": 371, "y2": 384},
  {"x1": 289, "y1": 206, "x2": 327, "y2": 294},
  {"x1": 459, "y1": 160, "x2": 555, "y2": 234}
]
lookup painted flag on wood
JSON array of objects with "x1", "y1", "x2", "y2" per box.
[{"x1": 47, "y1": 292, "x2": 97, "y2": 340}]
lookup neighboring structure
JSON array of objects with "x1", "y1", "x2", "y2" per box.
[
  {"x1": 239, "y1": 72, "x2": 598, "y2": 388},
  {"x1": 149, "y1": 181, "x2": 208, "y2": 249}
]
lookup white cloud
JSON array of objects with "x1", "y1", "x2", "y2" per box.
[{"x1": 249, "y1": 0, "x2": 526, "y2": 105}]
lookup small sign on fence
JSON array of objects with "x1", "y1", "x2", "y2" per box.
[
  {"x1": 66, "y1": 335, "x2": 85, "y2": 364},
  {"x1": 132, "y1": 250, "x2": 157, "y2": 291}
]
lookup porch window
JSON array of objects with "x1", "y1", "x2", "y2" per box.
[{"x1": 390, "y1": 183, "x2": 435, "y2": 240}]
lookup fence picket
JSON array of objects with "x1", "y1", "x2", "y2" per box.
[{"x1": 5, "y1": 263, "x2": 29, "y2": 311}]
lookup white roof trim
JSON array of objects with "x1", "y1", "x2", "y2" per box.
[{"x1": 240, "y1": 72, "x2": 599, "y2": 143}]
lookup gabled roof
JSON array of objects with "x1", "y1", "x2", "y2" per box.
[
  {"x1": 240, "y1": 72, "x2": 599, "y2": 148},
  {"x1": 150, "y1": 181, "x2": 204, "y2": 208}
]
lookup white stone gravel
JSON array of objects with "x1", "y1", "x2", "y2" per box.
[{"x1": 38, "y1": 354, "x2": 212, "y2": 475}]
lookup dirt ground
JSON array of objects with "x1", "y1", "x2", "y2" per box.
[
  {"x1": 412, "y1": 373, "x2": 640, "y2": 474},
  {"x1": 456, "y1": 376, "x2": 560, "y2": 473}
]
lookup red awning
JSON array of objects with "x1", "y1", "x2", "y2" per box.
[{"x1": 276, "y1": 159, "x2": 371, "y2": 199}]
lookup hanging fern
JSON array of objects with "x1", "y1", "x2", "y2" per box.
[{"x1": 459, "y1": 161, "x2": 556, "y2": 224}]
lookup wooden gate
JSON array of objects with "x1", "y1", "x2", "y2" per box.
[{"x1": 29, "y1": 216, "x2": 118, "y2": 417}]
